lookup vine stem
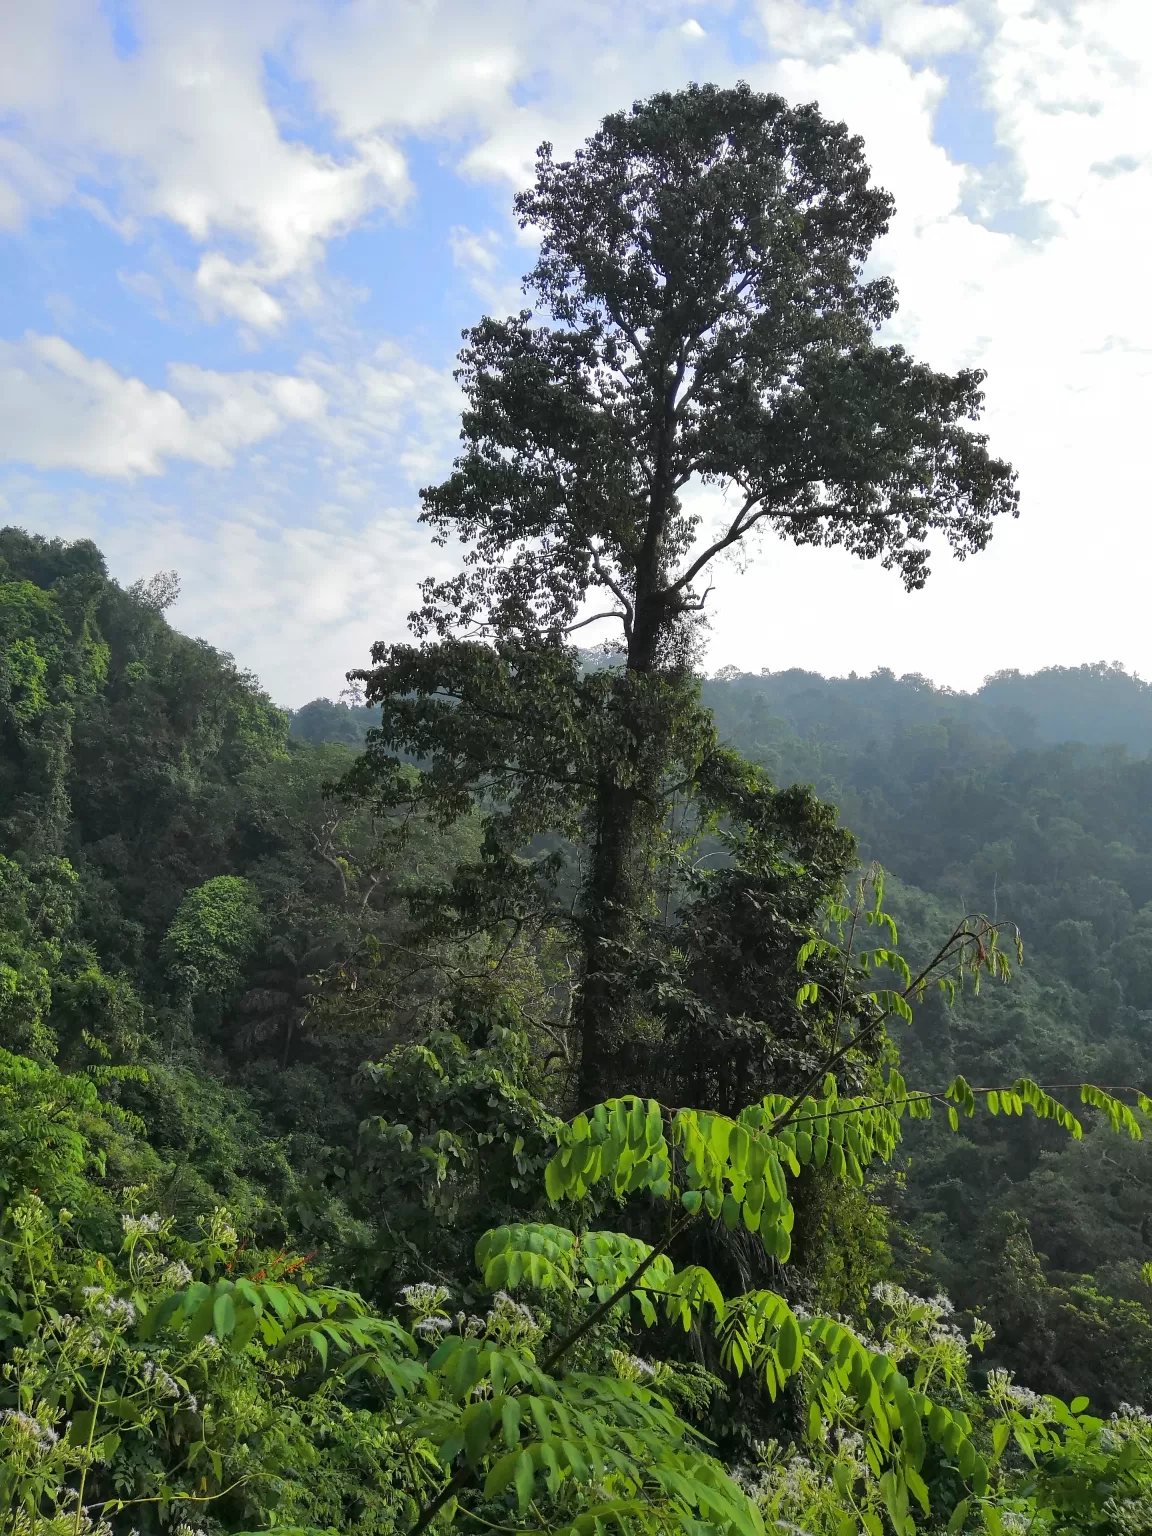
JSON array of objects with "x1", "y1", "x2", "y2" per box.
[
  {"x1": 73, "y1": 1325, "x2": 120, "y2": 1536},
  {"x1": 771, "y1": 913, "x2": 1006, "y2": 1139},
  {"x1": 406, "y1": 1209, "x2": 697, "y2": 1536},
  {"x1": 541, "y1": 1210, "x2": 695, "y2": 1375}
]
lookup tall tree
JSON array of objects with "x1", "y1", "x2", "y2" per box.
[{"x1": 350, "y1": 83, "x2": 1018, "y2": 1105}]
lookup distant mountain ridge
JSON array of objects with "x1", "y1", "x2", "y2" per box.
[
  {"x1": 289, "y1": 661, "x2": 1152, "y2": 757},
  {"x1": 702, "y1": 661, "x2": 1152, "y2": 756}
]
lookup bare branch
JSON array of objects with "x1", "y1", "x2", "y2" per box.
[
  {"x1": 562, "y1": 609, "x2": 628, "y2": 636},
  {"x1": 666, "y1": 494, "x2": 767, "y2": 594},
  {"x1": 587, "y1": 548, "x2": 635, "y2": 637}
]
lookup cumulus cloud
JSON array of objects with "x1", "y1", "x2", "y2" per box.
[
  {"x1": 294, "y1": 0, "x2": 736, "y2": 185},
  {"x1": 113, "y1": 504, "x2": 442, "y2": 694},
  {"x1": 449, "y1": 226, "x2": 502, "y2": 276},
  {"x1": 0, "y1": 2, "x2": 411, "y2": 329},
  {"x1": 3, "y1": 0, "x2": 1152, "y2": 698},
  {"x1": 0, "y1": 335, "x2": 327, "y2": 477},
  {"x1": 0, "y1": 479, "x2": 449, "y2": 704}
]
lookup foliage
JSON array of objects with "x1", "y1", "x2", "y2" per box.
[
  {"x1": 7, "y1": 74, "x2": 1152, "y2": 1536},
  {"x1": 0, "y1": 1046, "x2": 427, "y2": 1536},
  {"x1": 163, "y1": 876, "x2": 263, "y2": 998},
  {"x1": 0, "y1": 856, "x2": 146, "y2": 1065},
  {"x1": 398, "y1": 1060, "x2": 1152, "y2": 1536},
  {"x1": 338, "y1": 980, "x2": 563, "y2": 1302},
  {"x1": 6, "y1": 829, "x2": 1151, "y2": 1536},
  {"x1": 708, "y1": 665, "x2": 1152, "y2": 1402},
  {"x1": 349, "y1": 81, "x2": 1017, "y2": 1108}
]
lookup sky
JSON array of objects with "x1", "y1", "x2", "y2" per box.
[{"x1": 1, "y1": 0, "x2": 1149, "y2": 708}]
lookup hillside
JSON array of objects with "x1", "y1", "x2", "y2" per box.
[
  {"x1": 292, "y1": 666, "x2": 1152, "y2": 1404},
  {"x1": 707, "y1": 668, "x2": 1152, "y2": 1404},
  {"x1": 5, "y1": 529, "x2": 1152, "y2": 1529}
]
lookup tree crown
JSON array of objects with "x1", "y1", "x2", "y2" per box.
[{"x1": 418, "y1": 82, "x2": 1017, "y2": 652}]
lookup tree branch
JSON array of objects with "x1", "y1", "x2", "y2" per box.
[
  {"x1": 405, "y1": 1207, "x2": 697, "y2": 1536},
  {"x1": 666, "y1": 494, "x2": 767, "y2": 595},
  {"x1": 587, "y1": 549, "x2": 634, "y2": 638},
  {"x1": 563, "y1": 609, "x2": 628, "y2": 636},
  {"x1": 541, "y1": 1209, "x2": 696, "y2": 1373},
  {"x1": 408, "y1": 1463, "x2": 474, "y2": 1536},
  {"x1": 771, "y1": 915, "x2": 1006, "y2": 1137}
]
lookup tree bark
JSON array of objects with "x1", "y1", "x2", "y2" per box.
[{"x1": 574, "y1": 595, "x2": 671, "y2": 1107}]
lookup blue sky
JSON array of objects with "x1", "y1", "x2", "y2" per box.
[{"x1": 1, "y1": 0, "x2": 1150, "y2": 706}]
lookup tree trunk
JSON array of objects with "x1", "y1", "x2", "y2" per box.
[
  {"x1": 573, "y1": 448, "x2": 682, "y2": 1104},
  {"x1": 574, "y1": 603, "x2": 669, "y2": 1107},
  {"x1": 576, "y1": 775, "x2": 646, "y2": 1106}
]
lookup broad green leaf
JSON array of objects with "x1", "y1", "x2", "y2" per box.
[
  {"x1": 945, "y1": 1497, "x2": 970, "y2": 1534},
  {"x1": 514, "y1": 1449, "x2": 535, "y2": 1513},
  {"x1": 212, "y1": 1291, "x2": 235, "y2": 1339}
]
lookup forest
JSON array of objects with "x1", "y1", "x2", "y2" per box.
[{"x1": 3, "y1": 84, "x2": 1152, "y2": 1536}]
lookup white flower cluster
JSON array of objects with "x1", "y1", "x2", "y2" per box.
[
  {"x1": 94, "y1": 1296, "x2": 137, "y2": 1327},
  {"x1": 833, "y1": 1429, "x2": 865, "y2": 1463},
  {"x1": 161, "y1": 1259, "x2": 193, "y2": 1287},
  {"x1": 610, "y1": 1350, "x2": 658, "y2": 1383},
  {"x1": 997, "y1": 1513, "x2": 1032, "y2": 1534},
  {"x1": 140, "y1": 1359, "x2": 184, "y2": 1401},
  {"x1": 870, "y1": 1281, "x2": 904, "y2": 1308},
  {"x1": 485, "y1": 1290, "x2": 540, "y2": 1344},
  {"x1": 413, "y1": 1315, "x2": 451, "y2": 1339},
  {"x1": 0, "y1": 1407, "x2": 60, "y2": 1454},
  {"x1": 986, "y1": 1367, "x2": 1045, "y2": 1415},
  {"x1": 401, "y1": 1283, "x2": 540, "y2": 1347},
  {"x1": 740, "y1": 1442, "x2": 824, "y2": 1508},
  {"x1": 121, "y1": 1211, "x2": 163, "y2": 1238},
  {"x1": 79, "y1": 1285, "x2": 137, "y2": 1328},
  {"x1": 871, "y1": 1281, "x2": 956, "y2": 1325},
  {"x1": 201, "y1": 1208, "x2": 238, "y2": 1247},
  {"x1": 400, "y1": 1283, "x2": 451, "y2": 1314},
  {"x1": 1100, "y1": 1401, "x2": 1152, "y2": 1453},
  {"x1": 929, "y1": 1321, "x2": 968, "y2": 1347}
]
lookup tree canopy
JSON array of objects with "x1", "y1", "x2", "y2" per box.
[{"x1": 351, "y1": 83, "x2": 1017, "y2": 1106}]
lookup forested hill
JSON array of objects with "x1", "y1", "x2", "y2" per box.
[
  {"x1": 10, "y1": 74, "x2": 1152, "y2": 1531},
  {"x1": 293, "y1": 667, "x2": 1152, "y2": 1406},
  {"x1": 704, "y1": 669, "x2": 1152, "y2": 1408},
  {"x1": 292, "y1": 659, "x2": 1152, "y2": 757},
  {"x1": 6, "y1": 526, "x2": 1152, "y2": 1528},
  {"x1": 704, "y1": 662, "x2": 1152, "y2": 754}
]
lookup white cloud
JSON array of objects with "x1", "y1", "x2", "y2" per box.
[
  {"x1": 0, "y1": 135, "x2": 70, "y2": 229},
  {"x1": 449, "y1": 226, "x2": 502, "y2": 276},
  {"x1": 5, "y1": 0, "x2": 1152, "y2": 700},
  {"x1": 448, "y1": 224, "x2": 527, "y2": 312},
  {"x1": 0, "y1": 478, "x2": 452, "y2": 705},
  {"x1": 0, "y1": 2, "x2": 411, "y2": 329},
  {"x1": 690, "y1": 0, "x2": 1152, "y2": 687},
  {"x1": 296, "y1": 0, "x2": 737, "y2": 186},
  {"x1": 108, "y1": 505, "x2": 444, "y2": 698},
  {"x1": 879, "y1": 1, "x2": 975, "y2": 56},
  {"x1": 299, "y1": 341, "x2": 462, "y2": 478},
  {"x1": 0, "y1": 335, "x2": 327, "y2": 477},
  {"x1": 295, "y1": 1, "x2": 525, "y2": 138}
]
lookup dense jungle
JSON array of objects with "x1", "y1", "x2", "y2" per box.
[{"x1": 4, "y1": 84, "x2": 1152, "y2": 1536}]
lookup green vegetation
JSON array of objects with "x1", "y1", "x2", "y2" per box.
[
  {"x1": 3, "y1": 83, "x2": 1152, "y2": 1536},
  {"x1": 706, "y1": 667, "x2": 1152, "y2": 1410}
]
